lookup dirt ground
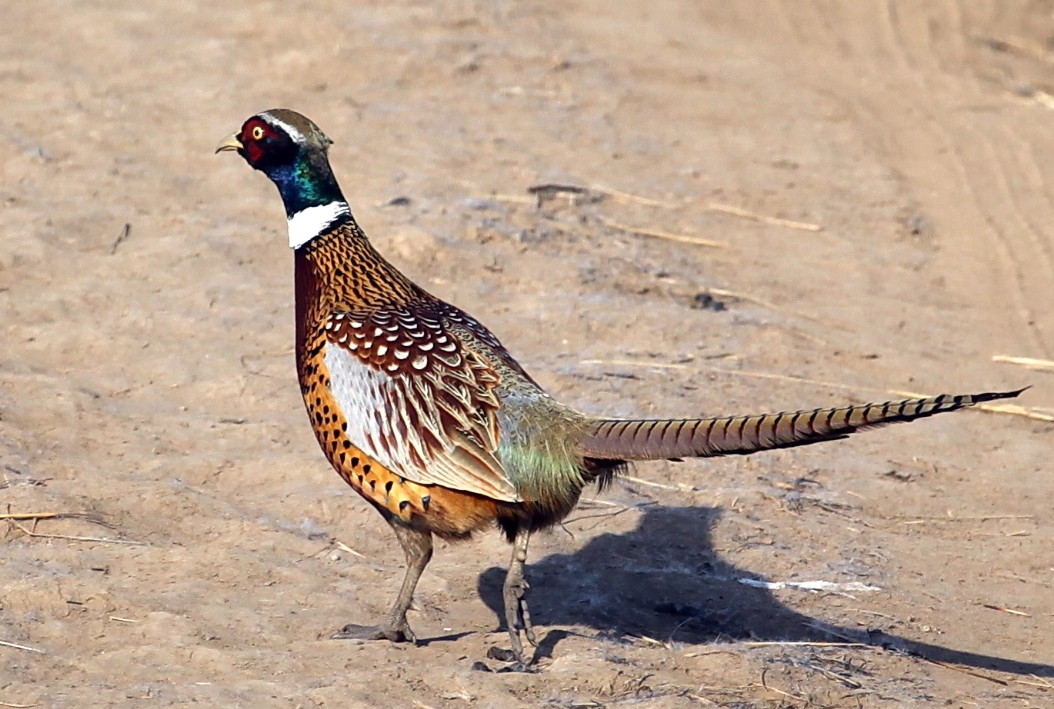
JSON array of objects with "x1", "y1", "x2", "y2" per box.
[{"x1": 2, "y1": 0, "x2": 1053, "y2": 707}]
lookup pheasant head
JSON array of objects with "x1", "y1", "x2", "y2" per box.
[{"x1": 216, "y1": 109, "x2": 349, "y2": 248}]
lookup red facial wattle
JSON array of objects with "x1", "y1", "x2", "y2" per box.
[{"x1": 240, "y1": 119, "x2": 275, "y2": 165}]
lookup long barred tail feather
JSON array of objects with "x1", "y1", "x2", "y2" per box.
[{"x1": 579, "y1": 389, "x2": 1026, "y2": 461}]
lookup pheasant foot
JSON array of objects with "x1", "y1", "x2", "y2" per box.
[
  {"x1": 501, "y1": 525, "x2": 536, "y2": 664},
  {"x1": 332, "y1": 619, "x2": 415, "y2": 643},
  {"x1": 332, "y1": 519, "x2": 431, "y2": 646}
]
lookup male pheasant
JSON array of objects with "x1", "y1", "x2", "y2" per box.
[{"x1": 217, "y1": 109, "x2": 1023, "y2": 666}]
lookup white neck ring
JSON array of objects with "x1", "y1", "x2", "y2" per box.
[{"x1": 287, "y1": 202, "x2": 350, "y2": 249}]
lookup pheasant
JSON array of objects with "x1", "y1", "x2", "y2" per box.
[{"x1": 216, "y1": 109, "x2": 1023, "y2": 666}]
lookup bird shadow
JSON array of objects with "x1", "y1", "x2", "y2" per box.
[{"x1": 477, "y1": 505, "x2": 1053, "y2": 677}]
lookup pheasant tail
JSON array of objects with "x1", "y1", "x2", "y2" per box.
[{"x1": 580, "y1": 389, "x2": 1027, "y2": 461}]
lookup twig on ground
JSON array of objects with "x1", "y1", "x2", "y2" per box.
[
  {"x1": 977, "y1": 34, "x2": 1053, "y2": 62},
  {"x1": 596, "y1": 215, "x2": 728, "y2": 249},
  {"x1": 110, "y1": 223, "x2": 132, "y2": 254},
  {"x1": 0, "y1": 702, "x2": 39, "y2": 708},
  {"x1": 526, "y1": 183, "x2": 588, "y2": 197},
  {"x1": 705, "y1": 202, "x2": 821, "y2": 231}
]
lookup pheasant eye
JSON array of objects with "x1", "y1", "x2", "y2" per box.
[{"x1": 251, "y1": 125, "x2": 265, "y2": 140}]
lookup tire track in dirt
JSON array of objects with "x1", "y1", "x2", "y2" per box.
[
  {"x1": 742, "y1": 0, "x2": 1054, "y2": 364},
  {"x1": 879, "y1": 0, "x2": 1054, "y2": 359}
]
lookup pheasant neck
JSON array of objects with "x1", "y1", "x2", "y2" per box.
[
  {"x1": 294, "y1": 225, "x2": 424, "y2": 331},
  {"x1": 265, "y1": 151, "x2": 349, "y2": 249}
]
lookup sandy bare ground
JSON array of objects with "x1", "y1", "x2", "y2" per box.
[{"x1": 2, "y1": 1, "x2": 1052, "y2": 707}]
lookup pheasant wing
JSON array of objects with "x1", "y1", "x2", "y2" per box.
[{"x1": 321, "y1": 304, "x2": 520, "y2": 502}]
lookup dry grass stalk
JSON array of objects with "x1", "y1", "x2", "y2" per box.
[
  {"x1": 982, "y1": 604, "x2": 1031, "y2": 617},
  {"x1": 628, "y1": 634, "x2": 665, "y2": 646},
  {"x1": 993, "y1": 354, "x2": 1054, "y2": 372},
  {"x1": 895, "y1": 514, "x2": 1034, "y2": 523},
  {"x1": 707, "y1": 287, "x2": 844, "y2": 328},
  {"x1": 920, "y1": 657, "x2": 1008, "y2": 685},
  {"x1": 589, "y1": 184, "x2": 681, "y2": 208},
  {"x1": 973, "y1": 403, "x2": 1054, "y2": 422},
  {"x1": 565, "y1": 500, "x2": 655, "y2": 530},
  {"x1": 1017, "y1": 675, "x2": 1054, "y2": 690},
  {"x1": 335, "y1": 540, "x2": 364, "y2": 558},
  {"x1": 623, "y1": 475, "x2": 692, "y2": 492},
  {"x1": 1033, "y1": 90, "x2": 1054, "y2": 111},
  {"x1": 760, "y1": 668, "x2": 806, "y2": 701},
  {"x1": 7, "y1": 519, "x2": 145, "y2": 546},
  {"x1": 0, "y1": 639, "x2": 44, "y2": 654},
  {"x1": 0, "y1": 513, "x2": 61, "y2": 521},
  {"x1": 740, "y1": 641, "x2": 872, "y2": 649},
  {"x1": 486, "y1": 193, "x2": 534, "y2": 205},
  {"x1": 705, "y1": 202, "x2": 821, "y2": 231},
  {"x1": 597, "y1": 216, "x2": 728, "y2": 248},
  {"x1": 0, "y1": 702, "x2": 39, "y2": 708},
  {"x1": 580, "y1": 358, "x2": 689, "y2": 370}
]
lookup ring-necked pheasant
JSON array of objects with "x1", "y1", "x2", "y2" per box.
[{"x1": 217, "y1": 109, "x2": 1024, "y2": 666}]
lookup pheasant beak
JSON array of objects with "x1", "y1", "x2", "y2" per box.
[{"x1": 215, "y1": 133, "x2": 244, "y2": 154}]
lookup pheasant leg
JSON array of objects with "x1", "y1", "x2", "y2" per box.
[
  {"x1": 502, "y1": 525, "x2": 537, "y2": 664},
  {"x1": 333, "y1": 521, "x2": 432, "y2": 643}
]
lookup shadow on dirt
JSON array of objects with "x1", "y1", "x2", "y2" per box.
[{"x1": 477, "y1": 506, "x2": 1054, "y2": 677}]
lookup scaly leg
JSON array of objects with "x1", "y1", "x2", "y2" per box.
[
  {"x1": 502, "y1": 524, "x2": 537, "y2": 664},
  {"x1": 333, "y1": 520, "x2": 433, "y2": 643}
]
